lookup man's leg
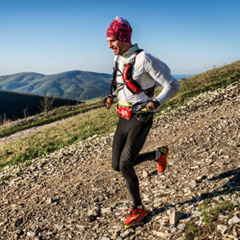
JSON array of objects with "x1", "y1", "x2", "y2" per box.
[
  {"x1": 134, "y1": 151, "x2": 156, "y2": 166},
  {"x1": 134, "y1": 146, "x2": 169, "y2": 173},
  {"x1": 117, "y1": 115, "x2": 153, "y2": 228},
  {"x1": 112, "y1": 115, "x2": 154, "y2": 228},
  {"x1": 119, "y1": 115, "x2": 153, "y2": 208},
  {"x1": 112, "y1": 117, "x2": 127, "y2": 172}
]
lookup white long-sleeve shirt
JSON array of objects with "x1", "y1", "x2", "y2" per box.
[{"x1": 113, "y1": 44, "x2": 180, "y2": 112}]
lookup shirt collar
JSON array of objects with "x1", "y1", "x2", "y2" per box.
[{"x1": 122, "y1": 43, "x2": 139, "y2": 58}]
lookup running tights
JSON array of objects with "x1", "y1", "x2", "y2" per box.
[{"x1": 112, "y1": 114, "x2": 156, "y2": 207}]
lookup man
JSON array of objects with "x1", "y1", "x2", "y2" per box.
[{"x1": 105, "y1": 16, "x2": 180, "y2": 229}]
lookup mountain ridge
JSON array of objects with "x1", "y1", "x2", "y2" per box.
[
  {"x1": 0, "y1": 70, "x2": 191, "y2": 101},
  {"x1": 0, "y1": 70, "x2": 112, "y2": 101}
]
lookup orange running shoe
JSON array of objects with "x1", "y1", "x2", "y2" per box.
[
  {"x1": 156, "y1": 145, "x2": 168, "y2": 173},
  {"x1": 124, "y1": 206, "x2": 149, "y2": 229}
]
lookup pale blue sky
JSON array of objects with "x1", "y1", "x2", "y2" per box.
[{"x1": 0, "y1": 0, "x2": 239, "y2": 76}]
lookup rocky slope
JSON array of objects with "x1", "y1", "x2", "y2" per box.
[{"x1": 0, "y1": 82, "x2": 239, "y2": 240}]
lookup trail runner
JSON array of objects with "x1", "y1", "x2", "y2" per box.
[{"x1": 104, "y1": 16, "x2": 180, "y2": 229}]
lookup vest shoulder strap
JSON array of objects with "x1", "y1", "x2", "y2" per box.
[{"x1": 127, "y1": 49, "x2": 143, "y2": 64}]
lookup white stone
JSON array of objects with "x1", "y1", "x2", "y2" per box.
[
  {"x1": 228, "y1": 215, "x2": 240, "y2": 225},
  {"x1": 169, "y1": 211, "x2": 185, "y2": 225},
  {"x1": 217, "y1": 224, "x2": 227, "y2": 234}
]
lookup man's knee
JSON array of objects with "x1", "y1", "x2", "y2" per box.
[
  {"x1": 112, "y1": 158, "x2": 120, "y2": 172},
  {"x1": 120, "y1": 162, "x2": 136, "y2": 179},
  {"x1": 112, "y1": 163, "x2": 120, "y2": 172}
]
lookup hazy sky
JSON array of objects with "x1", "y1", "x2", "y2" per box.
[{"x1": 0, "y1": 0, "x2": 239, "y2": 76}]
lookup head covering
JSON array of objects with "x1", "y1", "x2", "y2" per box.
[{"x1": 106, "y1": 16, "x2": 132, "y2": 43}]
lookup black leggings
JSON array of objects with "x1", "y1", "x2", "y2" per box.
[{"x1": 112, "y1": 114, "x2": 156, "y2": 207}]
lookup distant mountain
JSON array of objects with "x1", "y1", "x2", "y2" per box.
[
  {"x1": 174, "y1": 74, "x2": 193, "y2": 80},
  {"x1": 0, "y1": 71, "x2": 112, "y2": 101},
  {"x1": 0, "y1": 71, "x2": 191, "y2": 101},
  {"x1": 0, "y1": 71, "x2": 192, "y2": 121}
]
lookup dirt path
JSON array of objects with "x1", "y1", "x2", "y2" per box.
[{"x1": 0, "y1": 115, "x2": 77, "y2": 145}]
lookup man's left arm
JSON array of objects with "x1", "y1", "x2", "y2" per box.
[{"x1": 145, "y1": 55, "x2": 180, "y2": 110}]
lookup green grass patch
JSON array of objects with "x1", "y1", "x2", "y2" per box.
[
  {"x1": 0, "y1": 107, "x2": 118, "y2": 169},
  {"x1": 183, "y1": 195, "x2": 239, "y2": 239},
  {"x1": 0, "y1": 100, "x2": 104, "y2": 137},
  {"x1": 0, "y1": 174, "x2": 11, "y2": 182}
]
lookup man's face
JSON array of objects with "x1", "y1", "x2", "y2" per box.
[{"x1": 107, "y1": 37, "x2": 129, "y2": 55}]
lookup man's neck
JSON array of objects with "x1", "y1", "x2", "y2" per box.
[
  {"x1": 121, "y1": 43, "x2": 132, "y2": 55},
  {"x1": 121, "y1": 44, "x2": 139, "y2": 57}
]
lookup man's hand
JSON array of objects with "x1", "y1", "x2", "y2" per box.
[
  {"x1": 147, "y1": 101, "x2": 155, "y2": 110},
  {"x1": 135, "y1": 99, "x2": 160, "y2": 122},
  {"x1": 103, "y1": 96, "x2": 114, "y2": 109},
  {"x1": 147, "y1": 99, "x2": 160, "y2": 110}
]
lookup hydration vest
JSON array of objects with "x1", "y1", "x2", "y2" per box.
[{"x1": 110, "y1": 49, "x2": 155, "y2": 97}]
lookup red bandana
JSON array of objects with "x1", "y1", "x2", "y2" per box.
[{"x1": 106, "y1": 16, "x2": 132, "y2": 43}]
